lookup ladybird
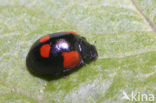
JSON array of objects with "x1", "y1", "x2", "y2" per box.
[{"x1": 26, "y1": 31, "x2": 98, "y2": 75}]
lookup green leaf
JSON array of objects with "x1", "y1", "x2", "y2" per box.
[{"x1": 0, "y1": 0, "x2": 156, "y2": 103}]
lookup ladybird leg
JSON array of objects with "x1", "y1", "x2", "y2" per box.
[
  {"x1": 63, "y1": 74, "x2": 67, "y2": 78},
  {"x1": 62, "y1": 70, "x2": 69, "y2": 78},
  {"x1": 81, "y1": 59, "x2": 84, "y2": 64}
]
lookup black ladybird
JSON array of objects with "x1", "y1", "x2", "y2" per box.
[{"x1": 26, "y1": 31, "x2": 98, "y2": 75}]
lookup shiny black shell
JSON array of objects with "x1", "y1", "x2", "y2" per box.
[{"x1": 26, "y1": 32, "x2": 98, "y2": 75}]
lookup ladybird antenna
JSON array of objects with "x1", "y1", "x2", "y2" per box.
[{"x1": 94, "y1": 41, "x2": 96, "y2": 46}]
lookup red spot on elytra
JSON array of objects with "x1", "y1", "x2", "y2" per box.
[
  {"x1": 40, "y1": 35, "x2": 50, "y2": 43},
  {"x1": 40, "y1": 44, "x2": 50, "y2": 58},
  {"x1": 64, "y1": 31, "x2": 78, "y2": 35},
  {"x1": 62, "y1": 51, "x2": 81, "y2": 69}
]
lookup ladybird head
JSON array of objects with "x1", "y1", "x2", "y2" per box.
[{"x1": 78, "y1": 37, "x2": 98, "y2": 63}]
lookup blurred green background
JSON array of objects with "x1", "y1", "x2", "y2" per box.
[{"x1": 0, "y1": 0, "x2": 156, "y2": 103}]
